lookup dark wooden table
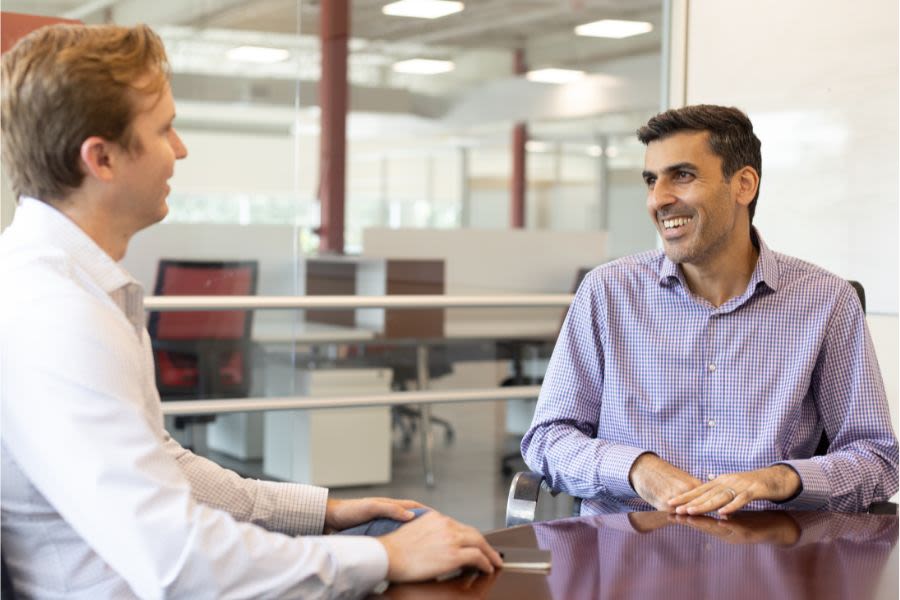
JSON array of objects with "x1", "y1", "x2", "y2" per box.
[{"x1": 375, "y1": 511, "x2": 898, "y2": 599}]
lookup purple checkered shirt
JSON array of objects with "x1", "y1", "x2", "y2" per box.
[{"x1": 521, "y1": 230, "x2": 898, "y2": 514}]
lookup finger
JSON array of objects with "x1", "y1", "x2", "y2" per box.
[
  {"x1": 455, "y1": 547, "x2": 495, "y2": 574},
  {"x1": 396, "y1": 499, "x2": 428, "y2": 509},
  {"x1": 668, "y1": 484, "x2": 713, "y2": 507},
  {"x1": 672, "y1": 486, "x2": 719, "y2": 513},
  {"x1": 456, "y1": 526, "x2": 503, "y2": 567},
  {"x1": 717, "y1": 490, "x2": 752, "y2": 516},
  {"x1": 679, "y1": 488, "x2": 734, "y2": 515},
  {"x1": 371, "y1": 501, "x2": 417, "y2": 521}
]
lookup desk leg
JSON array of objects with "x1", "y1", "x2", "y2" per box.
[{"x1": 416, "y1": 343, "x2": 435, "y2": 488}]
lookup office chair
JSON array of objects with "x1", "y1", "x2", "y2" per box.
[
  {"x1": 1, "y1": 552, "x2": 16, "y2": 600},
  {"x1": 148, "y1": 260, "x2": 258, "y2": 440},
  {"x1": 506, "y1": 280, "x2": 898, "y2": 526},
  {"x1": 387, "y1": 346, "x2": 455, "y2": 449}
]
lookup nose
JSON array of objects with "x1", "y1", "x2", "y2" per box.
[
  {"x1": 647, "y1": 178, "x2": 676, "y2": 213},
  {"x1": 170, "y1": 128, "x2": 188, "y2": 160}
]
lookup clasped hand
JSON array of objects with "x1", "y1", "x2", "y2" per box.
[{"x1": 629, "y1": 454, "x2": 801, "y2": 515}]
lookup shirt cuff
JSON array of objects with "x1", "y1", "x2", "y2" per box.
[
  {"x1": 773, "y1": 460, "x2": 830, "y2": 510},
  {"x1": 599, "y1": 445, "x2": 650, "y2": 499},
  {"x1": 263, "y1": 481, "x2": 329, "y2": 536},
  {"x1": 314, "y1": 535, "x2": 389, "y2": 596}
]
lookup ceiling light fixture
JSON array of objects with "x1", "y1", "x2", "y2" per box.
[
  {"x1": 574, "y1": 19, "x2": 653, "y2": 39},
  {"x1": 383, "y1": 0, "x2": 464, "y2": 19},
  {"x1": 526, "y1": 68, "x2": 585, "y2": 84},
  {"x1": 226, "y1": 45, "x2": 290, "y2": 63},
  {"x1": 393, "y1": 58, "x2": 455, "y2": 74}
]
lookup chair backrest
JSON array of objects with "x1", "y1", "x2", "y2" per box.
[
  {"x1": 1, "y1": 551, "x2": 17, "y2": 600},
  {"x1": 148, "y1": 260, "x2": 258, "y2": 341},
  {"x1": 814, "y1": 280, "x2": 865, "y2": 456}
]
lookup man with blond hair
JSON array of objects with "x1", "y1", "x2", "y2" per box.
[{"x1": 0, "y1": 24, "x2": 500, "y2": 598}]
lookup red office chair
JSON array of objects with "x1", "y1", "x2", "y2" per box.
[{"x1": 148, "y1": 260, "x2": 258, "y2": 428}]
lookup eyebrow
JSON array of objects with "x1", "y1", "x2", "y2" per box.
[{"x1": 642, "y1": 162, "x2": 699, "y2": 180}]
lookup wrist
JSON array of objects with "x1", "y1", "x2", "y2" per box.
[
  {"x1": 628, "y1": 452, "x2": 659, "y2": 490},
  {"x1": 768, "y1": 465, "x2": 802, "y2": 501}
]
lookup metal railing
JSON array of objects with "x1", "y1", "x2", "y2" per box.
[
  {"x1": 145, "y1": 293, "x2": 574, "y2": 311},
  {"x1": 148, "y1": 293, "x2": 571, "y2": 486}
]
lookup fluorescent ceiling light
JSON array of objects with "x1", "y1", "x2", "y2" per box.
[
  {"x1": 525, "y1": 140, "x2": 550, "y2": 152},
  {"x1": 526, "y1": 68, "x2": 584, "y2": 84},
  {"x1": 586, "y1": 145, "x2": 603, "y2": 157},
  {"x1": 393, "y1": 58, "x2": 455, "y2": 74},
  {"x1": 226, "y1": 45, "x2": 290, "y2": 63},
  {"x1": 383, "y1": 0, "x2": 464, "y2": 19},
  {"x1": 575, "y1": 19, "x2": 653, "y2": 39}
]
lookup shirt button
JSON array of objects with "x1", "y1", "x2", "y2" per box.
[
  {"x1": 707, "y1": 474, "x2": 716, "y2": 481},
  {"x1": 707, "y1": 419, "x2": 716, "y2": 427},
  {"x1": 707, "y1": 363, "x2": 717, "y2": 372}
]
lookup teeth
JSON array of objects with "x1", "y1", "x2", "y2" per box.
[{"x1": 662, "y1": 217, "x2": 692, "y2": 229}]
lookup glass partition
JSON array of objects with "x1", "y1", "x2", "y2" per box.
[{"x1": 1, "y1": 0, "x2": 663, "y2": 527}]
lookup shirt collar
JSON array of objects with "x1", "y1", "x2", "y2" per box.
[
  {"x1": 15, "y1": 196, "x2": 138, "y2": 295},
  {"x1": 657, "y1": 227, "x2": 779, "y2": 294},
  {"x1": 13, "y1": 197, "x2": 146, "y2": 333}
]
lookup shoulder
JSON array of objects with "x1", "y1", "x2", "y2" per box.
[
  {"x1": 772, "y1": 251, "x2": 859, "y2": 304},
  {"x1": 0, "y1": 240, "x2": 114, "y2": 332},
  {"x1": 579, "y1": 249, "x2": 665, "y2": 293}
]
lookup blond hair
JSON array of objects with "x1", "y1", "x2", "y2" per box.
[{"x1": 1, "y1": 24, "x2": 169, "y2": 201}]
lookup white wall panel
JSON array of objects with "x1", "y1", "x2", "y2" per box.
[{"x1": 684, "y1": 0, "x2": 898, "y2": 314}]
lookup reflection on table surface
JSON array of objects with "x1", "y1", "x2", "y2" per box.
[{"x1": 375, "y1": 511, "x2": 898, "y2": 600}]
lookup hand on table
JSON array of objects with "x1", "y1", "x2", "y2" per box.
[
  {"x1": 628, "y1": 453, "x2": 703, "y2": 511},
  {"x1": 667, "y1": 465, "x2": 801, "y2": 516},
  {"x1": 671, "y1": 511, "x2": 801, "y2": 546},
  {"x1": 325, "y1": 497, "x2": 425, "y2": 532},
  {"x1": 378, "y1": 511, "x2": 503, "y2": 583}
]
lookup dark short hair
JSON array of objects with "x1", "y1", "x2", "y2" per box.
[{"x1": 636, "y1": 105, "x2": 762, "y2": 223}]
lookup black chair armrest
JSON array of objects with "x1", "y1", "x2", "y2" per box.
[{"x1": 867, "y1": 501, "x2": 898, "y2": 515}]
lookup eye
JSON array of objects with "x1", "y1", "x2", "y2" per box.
[
  {"x1": 643, "y1": 175, "x2": 656, "y2": 188},
  {"x1": 674, "y1": 170, "x2": 694, "y2": 182}
]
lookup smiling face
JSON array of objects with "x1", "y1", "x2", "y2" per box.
[
  {"x1": 642, "y1": 131, "x2": 749, "y2": 269},
  {"x1": 111, "y1": 79, "x2": 187, "y2": 233}
]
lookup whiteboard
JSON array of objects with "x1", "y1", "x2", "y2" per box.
[{"x1": 683, "y1": 0, "x2": 898, "y2": 313}]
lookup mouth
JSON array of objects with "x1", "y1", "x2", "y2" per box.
[{"x1": 660, "y1": 215, "x2": 694, "y2": 236}]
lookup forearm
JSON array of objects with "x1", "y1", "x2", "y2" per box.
[
  {"x1": 521, "y1": 423, "x2": 647, "y2": 499},
  {"x1": 163, "y1": 435, "x2": 328, "y2": 535},
  {"x1": 779, "y1": 442, "x2": 899, "y2": 512}
]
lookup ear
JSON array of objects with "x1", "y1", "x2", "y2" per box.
[
  {"x1": 732, "y1": 166, "x2": 759, "y2": 207},
  {"x1": 79, "y1": 136, "x2": 117, "y2": 183}
]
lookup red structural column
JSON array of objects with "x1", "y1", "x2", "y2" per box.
[
  {"x1": 318, "y1": 0, "x2": 349, "y2": 254},
  {"x1": 510, "y1": 48, "x2": 527, "y2": 229}
]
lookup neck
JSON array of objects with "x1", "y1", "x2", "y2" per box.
[
  {"x1": 51, "y1": 190, "x2": 132, "y2": 261},
  {"x1": 680, "y1": 228, "x2": 759, "y2": 307}
]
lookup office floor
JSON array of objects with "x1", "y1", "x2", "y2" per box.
[{"x1": 202, "y1": 400, "x2": 557, "y2": 532}]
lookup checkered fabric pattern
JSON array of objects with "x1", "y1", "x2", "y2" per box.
[{"x1": 522, "y1": 231, "x2": 898, "y2": 513}]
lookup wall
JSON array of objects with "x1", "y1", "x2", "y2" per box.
[
  {"x1": 681, "y1": 0, "x2": 898, "y2": 315},
  {"x1": 677, "y1": 0, "x2": 899, "y2": 476}
]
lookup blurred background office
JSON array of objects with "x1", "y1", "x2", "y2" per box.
[{"x1": 1, "y1": 0, "x2": 896, "y2": 529}]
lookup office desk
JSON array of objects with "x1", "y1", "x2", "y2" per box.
[{"x1": 376, "y1": 511, "x2": 898, "y2": 599}]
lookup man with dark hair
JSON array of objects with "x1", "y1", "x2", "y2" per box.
[
  {"x1": 522, "y1": 104, "x2": 897, "y2": 516},
  {"x1": 1, "y1": 23, "x2": 500, "y2": 598}
]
